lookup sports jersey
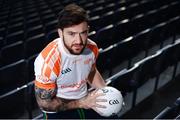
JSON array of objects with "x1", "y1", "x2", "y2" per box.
[{"x1": 34, "y1": 37, "x2": 99, "y2": 99}]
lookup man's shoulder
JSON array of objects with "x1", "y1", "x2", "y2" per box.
[
  {"x1": 87, "y1": 39, "x2": 99, "y2": 58},
  {"x1": 38, "y1": 38, "x2": 60, "y2": 59},
  {"x1": 87, "y1": 39, "x2": 98, "y2": 48}
]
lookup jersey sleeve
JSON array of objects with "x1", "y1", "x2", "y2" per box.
[
  {"x1": 34, "y1": 41, "x2": 61, "y2": 90},
  {"x1": 87, "y1": 40, "x2": 99, "y2": 69}
]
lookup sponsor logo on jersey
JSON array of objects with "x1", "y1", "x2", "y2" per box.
[
  {"x1": 61, "y1": 68, "x2": 72, "y2": 74},
  {"x1": 60, "y1": 79, "x2": 87, "y2": 89}
]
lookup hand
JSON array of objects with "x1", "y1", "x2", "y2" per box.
[{"x1": 78, "y1": 89, "x2": 107, "y2": 112}]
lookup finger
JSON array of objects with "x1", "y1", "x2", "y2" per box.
[
  {"x1": 95, "y1": 103, "x2": 106, "y2": 108},
  {"x1": 93, "y1": 88, "x2": 99, "y2": 94},
  {"x1": 92, "y1": 107, "x2": 104, "y2": 115},
  {"x1": 89, "y1": 89, "x2": 98, "y2": 96},
  {"x1": 96, "y1": 98, "x2": 107, "y2": 102},
  {"x1": 95, "y1": 92, "x2": 106, "y2": 97}
]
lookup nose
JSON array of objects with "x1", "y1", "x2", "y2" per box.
[{"x1": 75, "y1": 34, "x2": 83, "y2": 44}]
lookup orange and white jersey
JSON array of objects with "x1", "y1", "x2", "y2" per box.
[{"x1": 34, "y1": 38, "x2": 99, "y2": 99}]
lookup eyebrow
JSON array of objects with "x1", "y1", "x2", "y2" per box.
[{"x1": 67, "y1": 29, "x2": 88, "y2": 34}]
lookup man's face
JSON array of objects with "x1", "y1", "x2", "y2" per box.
[{"x1": 58, "y1": 22, "x2": 89, "y2": 55}]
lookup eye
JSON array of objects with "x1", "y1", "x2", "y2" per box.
[
  {"x1": 80, "y1": 31, "x2": 88, "y2": 36},
  {"x1": 68, "y1": 32, "x2": 75, "y2": 36}
]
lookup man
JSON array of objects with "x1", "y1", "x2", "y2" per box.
[{"x1": 34, "y1": 3, "x2": 117, "y2": 119}]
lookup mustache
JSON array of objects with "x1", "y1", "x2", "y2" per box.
[{"x1": 72, "y1": 43, "x2": 85, "y2": 46}]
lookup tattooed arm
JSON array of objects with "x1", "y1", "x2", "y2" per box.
[
  {"x1": 34, "y1": 85, "x2": 106, "y2": 112},
  {"x1": 35, "y1": 86, "x2": 80, "y2": 112}
]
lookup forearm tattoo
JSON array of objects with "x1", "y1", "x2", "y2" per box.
[
  {"x1": 35, "y1": 86, "x2": 56, "y2": 100},
  {"x1": 34, "y1": 86, "x2": 77, "y2": 112},
  {"x1": 58, "y1": 99, "x2": 69, "y2": 111}
]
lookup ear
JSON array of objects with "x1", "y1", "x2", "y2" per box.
[{"x1": 58, "y1": 28, "x2": 63, "y2": 38}]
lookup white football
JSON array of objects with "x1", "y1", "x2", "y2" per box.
[{"x1": 95, "y1": 86, "x2": 123, "y2": 117}]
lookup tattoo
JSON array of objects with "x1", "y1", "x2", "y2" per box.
[
  {"x1": 35, "y1": 86, "x2": 56, "y2": 100},
  {"x1": 34, "y1": 86, "x2": 78, "y2": 112},
  {"x1": 58, "y1": 99, "x2": 69, "y2": 111}
]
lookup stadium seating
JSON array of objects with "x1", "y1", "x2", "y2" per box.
[
  {"x1": 26, "y1": 24, "x2": 44, "y2": 38},
  {"x1": 0, "y1": 37, "x2": 4, "y2": 50},
  {"x1": 0, "y1": 0, "x2": 180, "y2": 119},
  {"x1": 25, "y1": 33, "x2": 47, "y2": 58},
  {"x1": 96, "y1": 46, "x2": 114, "y2": 77},
  {"x1": 27, "y1": 54, "x2": 38, "y2": 82},
  {"x1": 95, "y1": 24, "x2": 115, "y2": 48},
  {"x1": 0, "y1": 41, "x2": 25, "y2": 67},
  {"x1": 0, "y1": 59, "x2": 28, "y2": 95},
  {"x1": 0, "y1": 86, "x2": 27, "y2": 118},
  {"x1": 154, "y1": 97, "x2": 180, "y2": 119},
  {"x1": 5, "y1": 30, "x2": 25, "y2": 45}
]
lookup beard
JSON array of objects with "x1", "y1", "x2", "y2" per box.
[{"x1": 62, "y1": 35, "x2": 87, "y2": 55}]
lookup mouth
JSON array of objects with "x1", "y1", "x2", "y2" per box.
[{"x1": 72, "y1": 44, "x2": 83, "y2": 49}]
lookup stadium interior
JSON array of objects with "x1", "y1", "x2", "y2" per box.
[{"x1": 0, "y1": 0, "x2": 180, "y2": 119}]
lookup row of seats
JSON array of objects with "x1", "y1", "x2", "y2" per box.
[
  {"x1": 0, "y1": 3, "x2": 179, "y2": 68},
  {"x1": 0, "y1": 0, "x2": 143, "y2": 36},
  {"x1": 1, "y1": 0, "x2": 179, "y2": 47},
  {"x1": 154, "y1": 97, "x2": 180, "y2": 119},
  {"x1": 1, "y1": 38, "x2": 180, "y2": 119},
  {"x1": 89, "y1": 0, "x2": 179, "y2": 31},
  {"x1": 92, "y1": 1, "x2": 180, "y2": 48},
  {"x1": 1, "y1": 14, "x2": 179, "y2": 95},
  {"x1": 0, "y1": 0, "x2": 180, "y2": 118},
  {"x1": 0, "y1": 14, "x2": 180, "y2": 96},
  {"x1": 0, "y1": 33, "x2": 50, "y2": 67},
  {"x1": 107, "y1": 39, "x2": 180, "y2": 116},
  {"x1": 96, "y1": 15, "x2": 180, "y2": 78}
]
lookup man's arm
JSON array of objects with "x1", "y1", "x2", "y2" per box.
[
  {"x1": 35, "y1": 86, "x2": 80, "y2": 112},
  {"x1": 35, "y1": 85, "x2": 106, "y2": 112},
  {"x1": 88, "y1": 67, "x2": 106, "y2": 88}
]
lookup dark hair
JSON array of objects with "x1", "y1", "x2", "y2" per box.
[{"x1": 57, "y1": 3, "x2": 89, "y2": 29}]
